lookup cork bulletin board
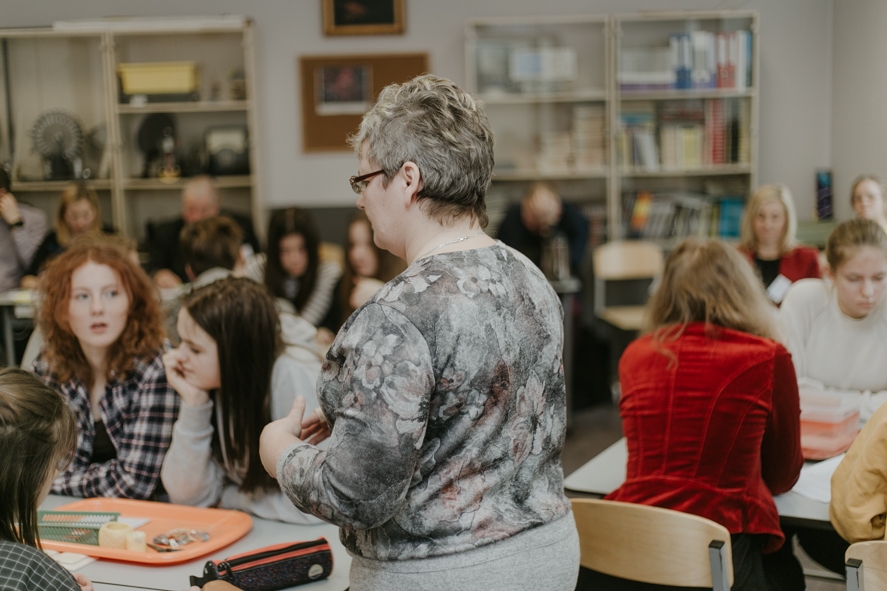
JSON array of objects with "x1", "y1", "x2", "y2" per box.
[{"x1": 299, "y1": 53, "x2": 429, "y2": 152}]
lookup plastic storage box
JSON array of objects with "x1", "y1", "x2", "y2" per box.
[
  {"x1": 799, "y1": 389, "x2": 859, "y2": 460},
  {"x1": 117, "y1": 62, "x2": 199, "y2": 102}
]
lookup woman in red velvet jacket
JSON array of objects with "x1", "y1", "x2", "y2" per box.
[
  {"x1": 738, "y1": 183, "x2": 821, "y2": 305},
  {"x1": 601, "y1": 239, "x2": 804, "y2": 591}
]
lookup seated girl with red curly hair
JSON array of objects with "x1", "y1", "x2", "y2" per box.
[{"x1": 31, "y1": 234, "x2": 179, "y2": 500}]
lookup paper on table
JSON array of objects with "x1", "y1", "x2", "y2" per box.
[
  {"x1": 791, "y1": 454, "x2": 845, "y2": 503},
  {"x1": 117, "y1": 517, "x2": 150, "y2": 529}
]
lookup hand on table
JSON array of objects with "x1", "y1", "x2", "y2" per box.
[
  {"x1": 0, "y1": 192, "x2": 22, "y2": 226},
  {"x1": 163, "y1": 349, "x2": 211, "y2": 406},
  {"x1": 153, "y1": 269, "x2": 182, "y2": 289},
  {"x1": 260, "y1": 396, "x2": 307, "y2": 479},
  {"x1": 72, "y1": 573, "x2": 93, "y2": 591}
]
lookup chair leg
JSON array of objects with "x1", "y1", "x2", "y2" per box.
[
  {"x1": 846, "y1": 558, "x2": 863, "y2": 591},
  {"x1": 709, "y1": 540, "x2": 731, "y2": 591}
]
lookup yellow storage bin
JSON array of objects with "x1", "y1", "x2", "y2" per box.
[{"x1": 117, "y1": 61, "x2": 198, "y2": 96}]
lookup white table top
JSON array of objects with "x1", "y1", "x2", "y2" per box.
[
  {"x1": 563, "y1": 438, "x2": 833, "y2": 530},
  {"x1": 40, "y1": 495, "x2": 352, "y2": 591}
]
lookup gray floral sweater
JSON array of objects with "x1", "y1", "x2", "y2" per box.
[{"x1": 277, "y1": 242, "x2": 572, "y2": 561}]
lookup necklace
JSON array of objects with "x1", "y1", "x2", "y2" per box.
[{"x1": 418, "y1": 231, "x2": 485, "y2": 259}]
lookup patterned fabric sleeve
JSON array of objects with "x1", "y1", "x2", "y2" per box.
[
  {"x1": 50, "y1": 352, "x2": 180, "y2": 499},
  {"x1": 277, "y1": 302, "x2": 435, "y2": 529},
  {"x1": 0, "y1": 541, "x2": 80, "y2": 591}
]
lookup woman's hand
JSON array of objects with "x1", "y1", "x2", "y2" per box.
[
  {"x1": 72, "y1": 573, "x2": 93, "y2": 591},
  {"x1": 260, "y1": 396, "x2": 307, "y2": 479},
  {"x1": 163, "y1": 349, "x2": 210, "y2": 407},
  {"x1": 350, "y1": 277, "x2": 384, "y2": 310},
  {"x1": 301, "y1": 407, "x2": 331, "y2": 446}
]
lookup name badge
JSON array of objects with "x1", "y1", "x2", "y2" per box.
[{"x1": 767, "y1": 274, "x2": 792, "y2": 304}]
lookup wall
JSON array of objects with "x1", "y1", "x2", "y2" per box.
[
  {"x1": 4, "y1": 0, "x2": 833, "y2": 225},
  {"x1": 831, "y1": 0, "x2": 887, "y2": 221}
]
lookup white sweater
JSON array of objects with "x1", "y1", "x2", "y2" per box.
[
  {"x1": 779, "y1": 278, "x2": 887, "y2": 423},
  {"x1": 161, "y1": 341, "x2": 324, "y2": 524}
]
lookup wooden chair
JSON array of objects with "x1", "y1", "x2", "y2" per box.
[
  {"x1": 847, "y1": 541, "x2": 887, "y2": 591},
  {"x1": 571, "y1": 498, "x2": 733, "y2": 590},
  {"x1": 592, "y1": 240, "x2": 664, "y2": 331}
]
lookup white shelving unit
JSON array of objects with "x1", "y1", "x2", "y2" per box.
[
  {"x1": 0, "y1": 16, "x2": 262, "y2": 242},
  {"x1": 465, "y1": 10, "x2": 759, "y2": 245}
]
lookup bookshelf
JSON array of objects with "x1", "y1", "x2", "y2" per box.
[
  {"x1": 464, "y1": 15, "x2": 611, "y2": 244},
  {"x1": 465, "y1": 10, "x2": 759, "y2": 247},
  {"x1": 0, "y1": 17, "x2": 262, "y2": 243},
  {"x1": 612, "y1": 10, "x2": 759, "y2": 243}
]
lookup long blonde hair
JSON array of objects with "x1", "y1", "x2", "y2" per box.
[
  {"x1": 645, "y1": 238, "x2": 776, "y2": 343},
  {"x1": 739, "y1": 183, "x2": 797, "y2": 254},
  {"x1": 56, "y1": 182, "x2": 101, "y2": 246}
]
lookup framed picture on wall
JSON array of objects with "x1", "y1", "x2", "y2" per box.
[
  {"x1": 300, "y1": 53, "x2": 428, "y2": 151},
  {"x1": 322, "y1": 0, "x2": 405, "y2": 36}
]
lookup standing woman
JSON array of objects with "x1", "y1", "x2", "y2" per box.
[
  {"x1": 851, "y1": 175, "x2": 887, "y2": 231},
  {"x1": 337, "y1": 211, "x2": 405, "y2": 326},
  {"x1": 245, "y1": 208, "x2": 342, "y2": 332},
  {"x1": 260, "y1": 75, "x2": 578, "y2": 591},
  {"x1": 21, "y1": 182, "x2": 113, "y2": 288},
  {"x1": 32, "y1": 235, "x2": 178, "y2": 499},
  {"x1": 161, "y1": 277, "x2": 322, "y2": 524},
  {"x1": 602, "y1": 239, "x2": 804, "y2": 591},
  {"x1": 738, "y1": 183, "x2": 820, "y2": 304}
]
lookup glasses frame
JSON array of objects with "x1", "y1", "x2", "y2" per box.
[{"x1": 349, "y1": 169, "x2": 385, "y2": 194}]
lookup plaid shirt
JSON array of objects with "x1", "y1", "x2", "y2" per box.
[
  {"x1": 32, "y1": 347, "x2": 180, "y2": 499},
  {"x1": 0, "y1": 540, "x2": 79, "y2": 591}
]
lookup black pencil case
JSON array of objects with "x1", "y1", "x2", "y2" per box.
[{"x1": 190, "y1": 538, "x2": 333, "y2": 591}]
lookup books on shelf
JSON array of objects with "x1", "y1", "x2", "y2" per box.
[
  {"x1": 622, "y1": 191, "x2": 746, "y2": 241},
  {"x1": 579, "y1": 202, "x2": 609, "y2": 247},
  {"x1": 622, "y1": 29, "x2": 752, "y2": 92}
]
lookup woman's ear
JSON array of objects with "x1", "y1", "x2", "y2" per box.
[
  {"x1": 823, "y1": 263, "x2": 835, "y2": 282},
  {"x1": 400, "y1": 161, "x2": 423, "y2": 203}
]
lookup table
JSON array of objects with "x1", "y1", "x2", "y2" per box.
[
  {"x1": 563, "y1": 438, "x2": 832, "y2": 530},
  {"x1": 0, "y1": 289, "x2": 34, "y2": 367},
  {"x1": 41, "y1": 495, "x2": 352, "y2": 591}
]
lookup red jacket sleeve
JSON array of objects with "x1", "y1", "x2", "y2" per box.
[{"x1": 760, "y1": 347, "x2": 804, "y2": 494}]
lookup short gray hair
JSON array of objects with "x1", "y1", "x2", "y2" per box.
[{"x1": 348, "y1": 75, "x2": 494, "y2": 228}]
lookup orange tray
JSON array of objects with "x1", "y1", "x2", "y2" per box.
[{"x1": 41, "y1": 498, "x2": 252, "y2": 564}]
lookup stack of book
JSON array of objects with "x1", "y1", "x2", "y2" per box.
[
  {"x1": 572, "y1": 105, "x2": 606, "y2": 170},
  {"x1": 536, "y1": 131, "x2": 572, "y2": 173},
  {"x1": 617, "y1": 102, "x2": 659, "y2": 171},
  {"x1": 619, "y1": 29, "x2": 753, "y2": 92}
]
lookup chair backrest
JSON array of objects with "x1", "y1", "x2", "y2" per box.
[
  {"x1": 847, "y1": 541, "x2": 887, "y2": 591},
  {"x1": 592, "y1": 241, "x2": 664, "y2": 314},
  {"x1": 592, "y1": 240, "x2": 664, "y2": 281},
  {"x1": 571, "y1": 498, "x2": 733, "y2": 590}
]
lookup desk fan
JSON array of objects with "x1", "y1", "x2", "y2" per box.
[{"x1": 30, "y1": 110, "x2": 84, "y2": 180}]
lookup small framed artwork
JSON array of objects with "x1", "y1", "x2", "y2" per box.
[
  {"x1": 300, "y1": 53, "x2": 428, "y2": 152},
  {"x1": 322, "y1": 0, "x2": 405, "y2": 36}
]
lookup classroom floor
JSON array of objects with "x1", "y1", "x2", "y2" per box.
[{"x1": 561, "y1": 403, "x2": 845, "y2": 591}]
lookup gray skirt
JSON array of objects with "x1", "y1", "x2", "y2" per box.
[{"x1": 348, "y1": 512, "x2": 579, "y2": 591}]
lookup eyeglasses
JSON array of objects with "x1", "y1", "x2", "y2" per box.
[{"x1": 349, "y1": 169, "x2": 385, "y2": 195}]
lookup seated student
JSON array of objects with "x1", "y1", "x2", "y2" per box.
[
  {"x1": 780, "y1": 218, "x2": 887, "y2": 424},
  {"x1": 850, "y1": 174, "x2": 887, "y2": 232},
  {"x1": 0, "y1": 367, "x2": 92, "y2": 591},
  {"x1": 161, "y1": 277, "x2": 322, "y2": 524},
  {"x1": 336, "y1": 211, "x2": 405, "y2": 327},
  {"x1": 496, "y1": 182, "x2": 588, "y2": 276},
  {"x1": 831, "y1": 399, "x2": 887, "y2": 544},
  {"x1": 162, "y1": 215, "x2": 244, "y2": 343},
  {"x1": 597, "y1": 238, "x2": 804, "y2": 591},
  {"x1": 146, "y1": 175, "x2": 260, "y2": 288},
  {"x1": 21, "y1": 182, "x2": 114, "y2": 289},
  {"x1": 244, "y1": 207, "x2": 342, "y2": 333},
  {"x1": 31, "y1": 234, "x2": 179, "y2": 499},
  {"x1": 738, "y1": 183, "x2": 821, "y2": 304}
]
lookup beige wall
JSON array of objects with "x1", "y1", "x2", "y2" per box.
[{"x1": 5, "y1": 0, "x2": 833, "y2": 220}]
